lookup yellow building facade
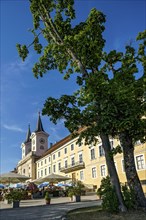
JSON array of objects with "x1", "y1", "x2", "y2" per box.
[
  {"x1": 17, "y1": 115, "x2": 146, "y2": 193},
  {"x1": 36, "y1": 135, "x2": 146, "y2": 193}
]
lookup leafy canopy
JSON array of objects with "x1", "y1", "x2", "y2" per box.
[{"x1": 17, "y1": 0, "x2": 146, "y2": 145}]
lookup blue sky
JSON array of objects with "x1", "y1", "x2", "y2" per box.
[{"x1": 0, "y1": 0, "x2": 145, "y2": 173}]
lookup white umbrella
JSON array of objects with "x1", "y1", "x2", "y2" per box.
[
  {"x1": 0, "y1": 172, "x2": 30, "y2": 184},
  {"x1": 34, "y1": 173, "x2": 70, "y2": 184}
]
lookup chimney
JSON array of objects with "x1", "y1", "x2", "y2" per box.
[{"x1": 50, "y1": 143, "x2": 53, "y2": 148}]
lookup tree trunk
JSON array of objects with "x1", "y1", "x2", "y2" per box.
[
  {"x1": 119, "y1": 132, "x2": 146, "y2": 208},
  {"x1": 100, "y1": 133, "x2": 127, "y2": 212}
]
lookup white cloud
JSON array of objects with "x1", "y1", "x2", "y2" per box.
[{"x1": 3, "y1": 124, "x2": 25, "y2": 133}]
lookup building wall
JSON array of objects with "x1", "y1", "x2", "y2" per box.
[
  {"x1": 17, "y1": 155, "x2": 32, "y2": 178},
  {"x1": 35, "y1": 136, "x2": 146, "y2": 193}
]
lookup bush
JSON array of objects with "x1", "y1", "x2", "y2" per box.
[
  {"x1": 4, "y1": 189, "x2": 24, "y2": 202},
  {"x1": 122, "y1": 184, "x2": 137, "y2": 209},
  {"x1": 97, "y1": 176, "x2": 119, "y2": 213},
  {"x1": 67, "y1": 180, "x2": 85, "y2": 197}
]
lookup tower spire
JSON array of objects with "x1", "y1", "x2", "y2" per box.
[
  {"x1": 35, "y1": 112, "x2": 45, "y2": 132},
  {"x1": 24, "y1": 124, "x2": 31, "y2": 143}
]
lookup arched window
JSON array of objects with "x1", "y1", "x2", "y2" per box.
[{"x1": 40, "y1": 145, "x2": 44, "y2": 150}]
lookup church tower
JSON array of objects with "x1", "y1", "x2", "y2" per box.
[
  {"x1": 21, "y1": 124, "x2": 31, "y2": 159},
  {"x1": 30, "y1": 112, "x2": 49, "y2": 156}
]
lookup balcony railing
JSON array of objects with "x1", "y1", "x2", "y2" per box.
[{"x1": 60, "y1": 161, "x2": 85, "y2": 173}]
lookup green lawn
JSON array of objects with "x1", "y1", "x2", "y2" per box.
[{"x1": 67, "y1": 206, "x2": 146, "y2": 220}]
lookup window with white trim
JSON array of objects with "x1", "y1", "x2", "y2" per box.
[
  {"x1": 58, "y1": 151, "x2": 61, "y2": 157},
  {"x1": 136, "y1": 155, "x2": 144, "y2": 170},
  {"x1": 48, "y1": 166, "x2": 51, "y2": 174},
  {"x1": 71, "y1": 144, "x2": 74, "y2": 151},
  {"x1": 53, "y1": 164, "x2": 56, "y2": 173},
  {"x1": 80, "y1": 171, "x2": 84, "y2": 180},
  {"x1": 100, "y1": 165, "x2": 106, "y2": 177},
  {"x1": 91, "y1": 148, "x2": 95, "y2": 160},
  {"x1": 92, "y1": 167, "x2": 97, "y2": 178},
  {"x1": 71, "y1": 156, "x2": 75, "y2": 166},
  {"x1": 44, "y1": 168, "x2": 47, "y2": 176},
  {"x1": 79, "y1": 153, "x2": 83, "y2": 163},
  {"x1": 64, "y1": 148, "x2": 67, "y2": 154},
  {"x1": 99, "y1": 145, "x2": 105, "y2": 157},
  {"x1": 53, "y1": 154, "x2": 55, "y2": 160},
  {"x1": 65, "y1": 159, "x2": 68, "y2": 168},
  {"x1": 58, "y1": 162, "x2": 61, "y2": 171}
]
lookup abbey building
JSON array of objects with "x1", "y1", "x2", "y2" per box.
[{"x1": 17, "y1": 114, "x2": 146, "y2": 193}]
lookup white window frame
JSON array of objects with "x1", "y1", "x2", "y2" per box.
[
  {"x1": 90, "y1": 147, "x2": 95, "y2": 160},
  {"x1": 53, "y1": 164, "x2": 56, "y2": 173},
  {"x1": 53, "y1": 154, "x2": 55, "y2": 160},
  {"x1": 80, "y1": 171, "x2": 84, "y2": 180},
  {"x1": 135, "y1": 154, "x2": 145, "y2": 170},
  {"x1": 92, "y1": 167, "x2": 97, "y2": 178},
  {"x1": 71, "y1": 144, "x2": 74, "y2": 151},
  {"x1": 78, "y1": 153, "x2": 83, "y2": 163},
  {"x1": 71, "y1": 155, "x2": 75, "y2": 166},
  {"x1": 100, "y1": 164, "x2": 106, "y2": 177},
  {"x1": 58, "y1": 162, "x2": 61, "y2": 171},
  {"x1": 99, "y1": 145, "x2": 105, "y2": 157},
  {"x1": 64, "y1": 147, "x2": 67, "y2": 154},
  {"x1": 64, "y1": 159, "x2": 68, "y2": 168}
]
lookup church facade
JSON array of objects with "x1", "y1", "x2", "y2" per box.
[{"x1": 17, "y1": 114, "x2": 146, "y2": 193}]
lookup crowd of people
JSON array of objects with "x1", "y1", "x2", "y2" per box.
[{"x1": 0, "y1": 183, "x2": 69, "y2": 201}]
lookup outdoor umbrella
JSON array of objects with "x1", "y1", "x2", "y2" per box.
[
  {"x1": 0, "y1": 172, "x2": 30, "y2": 184},
  {"x1": 38, "y1": 182, "x2": 49, "y2": 188},
  {"x1": 0, "y1": 183, "x2": 5, "y2": 189},
  {"x1": 34, "y1": 173, "x2": 70, "y2": 184},
  {"x1": 56, "y1": 183, "x2": 72, "y2": 187}
]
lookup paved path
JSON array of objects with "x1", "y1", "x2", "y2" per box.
[{"x1": 0, "y1": 194, "x2": 101, "y2": 220}]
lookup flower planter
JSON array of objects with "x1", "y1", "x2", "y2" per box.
[
  {"x1": 72, "y1": 195, "x2": 81, "y2": 202},
  {"x1": 45, "y1": 199, "x2": 51, "y2": 205},
  {"x1": 13, "y1": 201, "x2": 20, "y2": 208}
]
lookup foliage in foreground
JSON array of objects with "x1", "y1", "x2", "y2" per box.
[{"x1": 97, "y1": 176, "x2": 137, "y2": 213}]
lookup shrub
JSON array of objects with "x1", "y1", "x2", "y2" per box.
[
  {"x1": 97, "y1": 176, "x2": 119, "y2": 213},
  {"x1": 122, "y1": 184, "x2": 137, "y2": 209},
  {"x1": 67, "y1": 180, "x2": 85, "y2": 197},
  {"x1": 4, "y1": 189, "x2": 23, "y2": 202}
]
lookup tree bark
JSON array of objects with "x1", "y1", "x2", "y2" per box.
[
  {"x1": 100, "y1": 133, "x2": 127, "y2": 212},
  {"x1": 119, "y1": 132, "x2": 146, "y2": 208}
]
